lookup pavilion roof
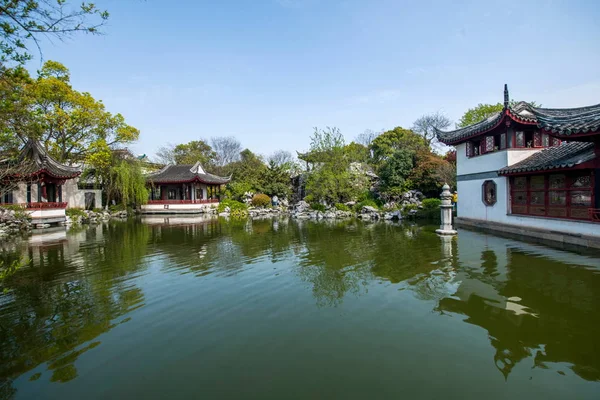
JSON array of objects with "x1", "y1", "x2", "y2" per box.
[
  {"x1": 435, "y1": 85, "x2": 600, "y2": 145},
  {"x1": 0, "y1": 140, "x2": 81, "y2": 180},
  {"x1": 146, "y1": 162, "x2": 231, "y2": 185},
  {"x1": 498, "y1": 142, "x2": 596, "y2": 175}
]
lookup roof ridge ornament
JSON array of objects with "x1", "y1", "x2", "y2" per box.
[{"x1": 504, "y1": 84, "x2": 509, "y2": 108}]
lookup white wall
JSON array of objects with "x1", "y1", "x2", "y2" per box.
[
  {"x1": 63, "y1": 179, "x2": 102, "y2": 209},
  {"x1": 456, "y1": 144, "x2": 542, "y2": 175},
  {"x1": 457, "y1": 177, "x2": 508, "y2": 221},
  {"x1": 458, "y1": 177, "x2": 599, "y2": 239}
]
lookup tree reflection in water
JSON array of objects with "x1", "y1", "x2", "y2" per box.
[
  {"x1": 1, "y1": 218, "x2": 599, "y2": 399},
  {"x1": 0, "y1": 222, "x2": 149, "y2": 398}
]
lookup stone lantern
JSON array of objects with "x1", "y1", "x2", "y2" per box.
[{"x1": 436, "y1": 183, "x2": 457, "y2": 235}]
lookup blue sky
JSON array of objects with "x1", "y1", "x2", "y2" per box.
[{"x1": 31, "y1": 0, "x2": 600, "y2": 159}]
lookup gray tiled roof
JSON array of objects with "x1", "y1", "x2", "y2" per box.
[
  {"x1": 0, "y1": 140, "x2": 81, "y2": 179},
  {"x1": 532, "y1": 103, "x2": 600, "y2": 135},
  {"x1": 498, "y1": 142, "x2": 596, "y2": 175},
  {"x1": 436, "y1": 85, "x2": 600, "y2": 144},
  {"x1": 146, "y1": 163, "x2": 231, "y2": 184}
]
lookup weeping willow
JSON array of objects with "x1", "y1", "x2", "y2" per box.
[{"x1": 107, "y1": 158, "x2": 149, "y2": 208}]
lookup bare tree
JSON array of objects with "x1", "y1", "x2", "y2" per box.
[
  {"x1": 154, "y1": 143, "x2": 176, "y2": 165},
  {"x1": 268, "y1": 150, "x2": 293, "y2": 167},
  {"x1": 211, "y1": 136, "x2": 242, "y2": 167},
  {"x1": 412, "y1": 112, "x2": 451, "y2": 149},
  {"x1": 355, "y1": 129, "x2": 378, "y2": 147}
]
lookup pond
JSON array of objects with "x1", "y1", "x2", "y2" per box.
[{"x1": 1, "y1": 217, "x2": 599, "y2": 399}]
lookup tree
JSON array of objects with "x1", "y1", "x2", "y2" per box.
[
  {"x1": 5, "y1": 61, "x2": 139, "y2": 163},
  {"x1": 456, "y1": 103, "x2": 503, "y2": 128},
  {"x1": 355, "y1": 129, "x2": 378, "y2": 147},
  {"x1": 211, "y1": 136, "x2": 242, "y2": 167},
  {"x1": 370, "y1": 126, "x2": 428, "y2": 166},
  {"x1": 344, "y1": 142, "x2": 370, "y2": 163},
  {"x1": 154, "y1": 143, "x2": 175, "y2": 165},
  {"x1": 268, "y1": 150, "x2": 293, "y2": 167},
  {"x1": 85, "y1": 141, "x2": 148, "y2": 208},
  {"x1": 172, "y1": 140, "x2": 215, "y2": 165},
  {"x1": 0, "y1": 0, "x2": 109, "y2": 64},
  {"x1": 378, "y1": 149, "x2": 414, "y2": 198},
  {"x1": 305, "y1": 127, "x2": 365, "y2": 204},
  {"x1": 261, "y1": 160, "x2": 292, "y2": 198},
  {"x1": 412, "y1": 111, "x2": 451, "y2": 149},
  {"x1": 223, "y1": 149, "x2": 268, "y2": 200}
]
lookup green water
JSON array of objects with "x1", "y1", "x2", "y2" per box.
[{"x1": 0, "y1": 217, "x2": 599, "y2": 399}]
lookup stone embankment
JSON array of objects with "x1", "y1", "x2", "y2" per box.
[{"x1": 65, "y1": 209, "x2": 132, "y2": 225}]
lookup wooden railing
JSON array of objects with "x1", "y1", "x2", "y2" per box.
[
  {"x1": 23, "y1": 202, "x2": 68, "y2": 209},
  {"x1": 589, "y1": 208, "x2": 600, "y2": 222},
  {"x1": 147, "y1": 199, "x2": 219, "y2": 205}
]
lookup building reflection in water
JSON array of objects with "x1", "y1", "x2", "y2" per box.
[{"x1": 436, "y1": 230, "x2": 600, "y2": 382}]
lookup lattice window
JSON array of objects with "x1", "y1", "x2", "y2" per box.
[
  {"x1": 534, "y1": 131, "x2": 542, "y2": 147},
  {"x1": 542, "y1": 133, "x2": 550, "y2": 147},
  {"x1": 516, "y1": 131, "x2": 525, "y2": 147},
  {"x1": 482, "y1": 180, "x2": 497, "y2": 206},
  {"x1": 500, "y1": 133, "x2": 507, "y2": 150},
  {"x1": 485, "y1": 136, "x2": 495, "y2": 153}
]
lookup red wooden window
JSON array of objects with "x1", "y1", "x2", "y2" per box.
[
  {"x1": 510, "y1": 171, "x2": 595, "y2": 221},
  {"x1": 515, "y1": 131, "x2": 525, "y2": 148}
]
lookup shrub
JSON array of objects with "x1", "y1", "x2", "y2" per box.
[
  {"x1": 218, "y1": 199, "x2": 248, "y2": 218},
  {"x1": 0, "y1": 204, "x2": 30, "y2": 220},
  {"x1": 421, "y1": 198, "x2": 441, "y2": 210},
  {"x1": 251, "y1": 193, "x2": 271, "y2": 208},
  {"x1": 353, "y1": 199, "x2": 379, "y2": 212},
  {"x1": 93, "y1": 208, "x2": 104, "y2": 213},
  {"x1": 303, "y1": 194, "x2": 314, "y2": 203},
  {"x1": 402, "y1": 203, "x2": 418, "y2": 217},
  {"x1": 310, "y1": 203, "x2": 326, "y2": 212},
  {"x1": 66, "y1": 208, "x2": 86, "y2": 219},
  {"x1": 0, "y1": 204, "x2": 26, "y2": 212},
  {"x1": 334, "y1": 203, "x2": 350, "y2": 212}
]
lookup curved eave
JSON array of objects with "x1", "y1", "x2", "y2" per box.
[
  {"x1": 9, "y1": 168, "x2": 81, "y2": 180},
  {"x1": 498, "y1": 159, "x2": 595, "y2": 176},
  {"x1": 147, "y1": 176, "x2": 230, "y2": 185}
]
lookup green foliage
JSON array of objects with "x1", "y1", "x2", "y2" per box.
[
  {"x1": 251, "y1": 194, "x2": 271, "y2": 208},
  {"x1": 224, "y1": 149, "x2": 267, "y2": 196},
  {"x1": 378, "y1": 149, "x2": 414, "y2": 196},
  {"x1": 344, "y1": 142, "x2": 370, "y2": 163},
  {"x1": 66, "y1": 208, "x2": 86, "y2": 219},
  {"x1": 354, "y1": 199, "x2": 379, "y2": 212},
  {"x1": 217, "y1": 199, "x2": 248, "y2": 218},
  {"x1": 93, "y1": 208, "x2": 104, "y2": 213},
  {"x1": 402, "y1": 203, "x2": 418, "y2": 217},
  {"x1": 0, "y1": 0, "x2": 109, "y2": 64},
  {"x1": 370, "y1": 127, "x2": 427, "y2": 166},
  {"x1": 0, "y1": 204, "x2": 29, "y2": 220},
  {"x1": 311, "y1": 203, "x2": 327, "y2": 212},
  {"x1": 0, "y1": 204, "x2": 25, "y2": 212},
  {"x1": 421, "y1": 198, "x2": 441, "y2": 210},
  {"x1": 456, "y1": 103, "x2": 503, "y2": 128},
  {"x1": 173, "y1": 140, "x2": 216, "y2": 165},
  {"x1": 334, "y1": 203, "x2": 350, "y2": 211},
  {"x1": 261, "y1": 160, "x2": 291, "y2": 198},
  {"x1": 305, "y1": 127, "x2": 366, "y2": 204}
]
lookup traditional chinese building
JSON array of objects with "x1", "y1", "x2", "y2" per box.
[
  {"x1": 436, "y1": 85, "x2": 600, "y2": 248},
  {"x1": 142, "y1": 162, "x2": 230, "y2": 214},
  {"x1": 0, "y1": 140, "x2": 83, "y2": 225}
]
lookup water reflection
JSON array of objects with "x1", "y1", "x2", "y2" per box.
[
  {"x1": 0, "y1": 222, "x2": 148, "y2": 397},
  {"x1": 436, "y1": 231, "x2": 600, "y2": 382},
  {"x1": 0, "y1": 218, "x2": 599, "y2": 399}
]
